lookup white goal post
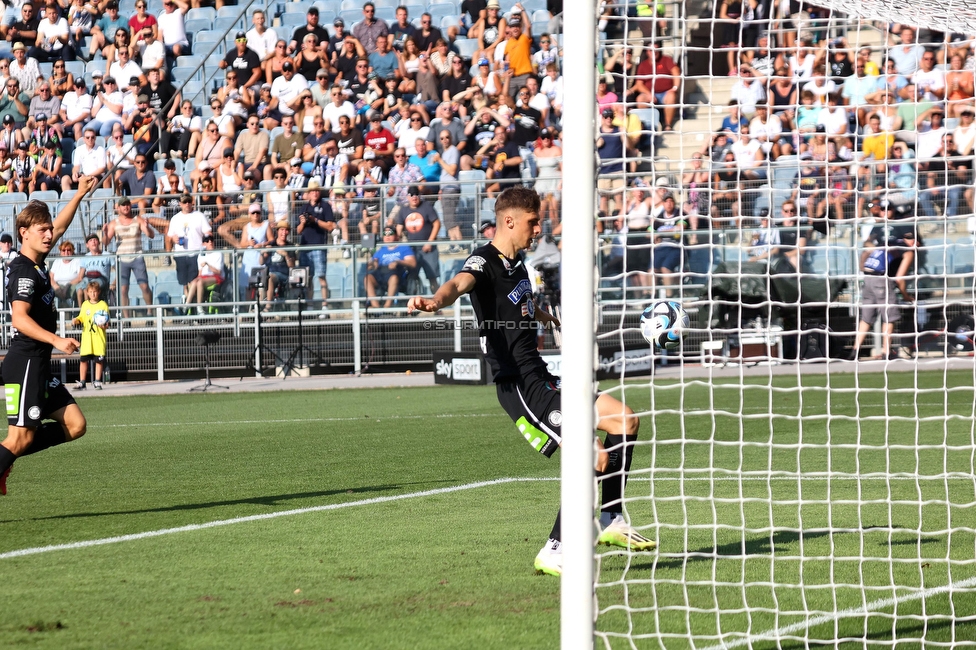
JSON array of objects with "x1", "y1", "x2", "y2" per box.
[{"x1": 560, "y1": 0, "x2": 976, "y2": 647}]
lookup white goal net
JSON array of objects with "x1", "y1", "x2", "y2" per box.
[{"x1": 577, "y1": 0, "x2": 976, "y2": 647}]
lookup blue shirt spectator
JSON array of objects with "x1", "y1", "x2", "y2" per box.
[{"x1": 409, "y1": 142, "x2": 440, "y2": 182}]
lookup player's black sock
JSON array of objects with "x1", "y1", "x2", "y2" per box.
[
  {"x1": 549, "y1": 510, "x2": 561, "y2": 542},
  {"x1": 599, "y1": 434, "x2": 634, "y2": 517},
  {"x1": 0, "y1": 444, "x2": 15, "y2": 473},
  {"x1": 20, "y1": 422, "x2": 68, "y2": 457}
]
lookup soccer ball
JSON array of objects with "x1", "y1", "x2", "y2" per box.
[
  {"x1": 640, "y1": 301, "x2": 689, "y2": 350},
  {"x1": 93, "y1": 310, "x2": 110, "y2": 327}
]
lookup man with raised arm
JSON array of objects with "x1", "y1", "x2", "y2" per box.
[
  {"x1": 0, "y1": 174, "x2": 97, "y2": 496},
  {"x1": 407, "y1": 186, "x2": 656, "y2": 576}
]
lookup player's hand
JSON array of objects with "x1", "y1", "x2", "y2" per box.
[
  {"x1": 407, "y1": 296, "x2": 438, "y2": 312},
  {"x1": 422, "y1": 244, "x2": 432, "y2": 253},
  {"x1": 76, "y1": 174, "x2": 97, "y2": 194},
  {"x1": 57, "y1": 337, "x2": 80, "y2": 354}
]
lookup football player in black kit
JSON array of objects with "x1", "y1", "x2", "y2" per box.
[
  {"x1": 408, "y1": 187, "x2": 656, "y2": 576},
  {"x1": 0, "y1": 175, "x2": 98, "y2": 495}
]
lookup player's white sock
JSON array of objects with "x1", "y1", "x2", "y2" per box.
[{"x1": 599, "y1": 511, "x2": 617, "y2": 528}]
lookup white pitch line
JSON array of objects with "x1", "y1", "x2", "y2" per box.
[
  {"x1": 0, "y1": 477, "x2": 557, "y2": 561},
  {"x1": 703, "y1": 575, "x2": 976, "y2": 650}
]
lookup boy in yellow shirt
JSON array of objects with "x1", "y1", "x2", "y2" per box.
[{"x1": 72, "y1": 281, "x2": 109, "y2": 390}]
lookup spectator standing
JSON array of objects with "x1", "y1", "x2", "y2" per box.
[
  {"x1": 850, "y1": 229, "x2": 916, "y2": 360},
  {"x1": 534, "y1": 127, "x2": 561, "y2": 227},
  {"x1": 71, "y1": 281, "x2": 109, "y2": 390},
  {"x1": 650, "y1": 193, "x2": 685, "y2": 297},
  {"x1": 387, "y1": 146, "x2": 423, "y2": 216},
  {"x1": 352, "y1": 2, "x2": 389, "y2": 55},
  {"x1": 268, "y1": 114, "x2": 303, "y2": 179},
  {"x1": 481, "y1": 124, "x2": 521, "y2": 197},
  {"x1": 103, "y1": 197, "x2": 154, "y2": 317},
  {"x1": 295, "y1": 180, "x2": 335, "y2": 311},
  {"x1": 366, "y1": 225, "x2": 416, "y2": 308},
  {"x1": 156, "y1": 0, "x2": 188, "y2": 62},
  {"x1": 596, "y1": 107, "x2": 625, "y2": 216},
  {"x1": 432, "y1": 131, "x2": 461, "y2": 242},
  {"x1": 289, "y1": 6, "x2": 328, "y2": 55},
  {"x1": 34, "y1": 3, "x2": 69, "y2": 62},
  {"x1": 503, "y1": 10, "x2": 533, "y2": 91},
  {"x1": 221, "y1": 31, "x2": 264, "y2": 90},
  {"x1": 246, "y1": 10, "x2": 277, "y2": 62},
  {"x1": 396, "y1": 186, "x2": 440, "y2": 291},
  {"x1": 167, "y1": 194, "x2": 212, "y2": 305}
]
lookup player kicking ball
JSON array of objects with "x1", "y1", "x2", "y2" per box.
[
  {"x1": 408, "y1": 187, "x2": 656, "y2": 576},
  {"x1": 0, "y1": 175, "x2": 98, "y2": 496}
]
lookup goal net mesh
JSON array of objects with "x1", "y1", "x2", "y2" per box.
[{"x1": 590, "y1": 0, "x2": 976, "y2": 646}]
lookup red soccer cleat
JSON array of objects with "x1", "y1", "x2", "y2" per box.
[{"x1": 0, "y1": 466, "x2": 10, "y2": 496}]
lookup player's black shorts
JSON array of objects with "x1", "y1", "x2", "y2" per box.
[
  {"x1": 1, "y1": 352, "x2": 76, "y2": 428},
  {"x1": 496, "y1": 370, "x2": 563, "y2": 458}
]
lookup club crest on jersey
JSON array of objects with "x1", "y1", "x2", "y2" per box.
[
  {"x1": 462, "y1": 255, "x2": 486, "y2": 272},
  {"x1": 507, "y1": 279, "x2": 532, "y2": 305},
  {"x1": 521, "y1": 296, "x2": 535, "y2": 317},
  {"x1": 28, "y1": 406, "x2": 40, "y2": 420}
]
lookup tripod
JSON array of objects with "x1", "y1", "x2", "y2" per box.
[
  {"x1": 242, "y1": 268, "x2": 287, "y2": 378},
  {"x1": 279, "y1": 282, "x2": 325, "y2": 378},
  {"x1": 189, "y1": 332, "x2": 228, "y2": 392}
]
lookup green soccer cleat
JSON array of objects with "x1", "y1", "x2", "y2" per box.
[
  {"x1": 598, "y1": 516, "x2": 657, "y2": 551},
  {"x1": 534, "y1": 538, "x2": 562, "y2": 576}
]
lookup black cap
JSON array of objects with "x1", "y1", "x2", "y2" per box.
[
  {"x1": 900, "y1": 228, "x2": 916, "y2": 238},
  {"x1": 479, "y1": 220, "x2": 495, "y2": 233},
  {"x1": 202, "y1": 234, "x2": 214, "y2": 243},
  {"x1": 307, "y1": 6, "x2": 318, "y2": 14},
  {"x1": 243, "y1": 170, "x2": 255, "y2": 179},
  {"x1": 601, "y1": 108, "x2": 614, "y2": 118},
  {"x1": 222, "y1": 146, "x2": 235, "y2": 157},
  {"x1": 383, "y1": 226, "x2": 397, "y2": 236},
  {"x1": 164, "y1": 159, "x2": 176, "y2": 170},
  {"x1": 235, "y1": 31, "x2": 246, "y2": 40},
  {"x1": 43, "y1": 139, "x2": 55, "y2": 148},
  {"x1": 35, "y1": 112, "x2": 46, "y2": 121},
  {"x1": 334, "y1": 17, "x2": 344, "y2": 26},
  {"x1": 16, "y1": 141, "x2": 27, "y2": 150},
  {"x1": 3, "y1": 115, "x2": 13, "y2": 125},
  {"x1": 129, "y1": 76, "x2": 141, "y2": 86},
  {"x1": 282, "y1": 61, "x2": 294, "y2": 72},
  {"x1": 406, "y1": 185, "x2": 421, "y2": 196},
  {"x1": 539, "y1": 127, "x2": 552, "y2": 138},
  {"x1": 759, "y1": 207, "x2": 769, "y2": 217},
  {"x1": 0, "y1": 233, "x2": 12, "y2": 244}
]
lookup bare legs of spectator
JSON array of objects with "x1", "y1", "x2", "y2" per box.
[
  {"x1": 119, "y1": 281, "x2": 153, "y2": 319},
  {"x1": 440, "y1": 192, "x2": 461, "y2": 240},
  {"x1": 540, "y1": 192, "x2": 560, "y2": 228},
  {"x1": 852, "y1": 319, "x2": 894, "y2": 358},
  {"x1": 365, "y1": 273, "x2": 399, "y2": 309}
]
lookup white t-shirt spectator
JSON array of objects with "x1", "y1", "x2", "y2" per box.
[
  {"x1": 167, "y1": 209, "x2": 211, "y2": 253},
  {"x1": 197, "y1": 249, "x2": 224, "y2": 278},
  {"x1": 157, "y1": 8, "x2": 188, "y2": 47},
  {"x1": 172, "y1": 113, "x2": 202, "y2": 132},
  {"x1": 246, "y1": 27, "x2": 277, "y2": 61},
  {"x1": 540, "y1": 75, "x2": 563, "y2": 109},
  {"x1": 50, "y1": 256, "x2": 81, "y2": 284},
  {"x1": 916, "y1": 124, "x2": 946, "y2": 160},
  {"x1": 37, "y1": 16, "x2": 68, "y2": 53},
  {"x1": 801, "y1": 78, "x2": 837, "y2": 106},
  {"x1": 731, "y1": 137, "x2": 762, "y2": 168},
  {"x1": 61, "y1": 90, "x2": 93, "y2": 122},
  {"x1": 729, "y1": 78, "x2": 766, "y2": 115},
  {"x1": 912, "y1": 67, "x2": 945, "y2": 102},
  {"x1": 73, "y1": 143, "x2": 107, "y2": 175},
  {"x1": 817, "y1": 105, "x2": 849, "y2": 135},
  {"x1": 270, "y1": 73, "x2": 307, "y2": 116},
  {"x1": 395, "y1": 124, "x2": 429, "y2": 156},
  {"x1": 322, "y1": 100, "x2": 355, "y2": 132},
  {"x1": 110, "y1": 61, "x2": 143, "y2": 87},
  {"x1": 93, "y1": 90, "x2": 123, "y2": 122},
  {"x1": 140, "y1": 40, "x2": 166, "y2": 71},
  {"x1": 749, "y1": 113, "x2": 783, "y2": 151}
]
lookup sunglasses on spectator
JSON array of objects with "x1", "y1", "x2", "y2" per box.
[
  {"x1": 410, "y1": 117, "x2": 422, "y2": 122},
  {"x1": 208, "y1": 128, "x2": 218, "y2": 133}
]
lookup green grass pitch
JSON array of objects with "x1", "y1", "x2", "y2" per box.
[{"x1": 1, "y1": 372, "x2": 975, "y2": 648}]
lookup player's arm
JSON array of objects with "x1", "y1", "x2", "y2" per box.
[
  {"x1": 407, "y1": 271, "x2": 475, "y2": 312},
  {"x1": 11, "y1": 301, "x2": 79, "y2": 353},
  {"x1": 895, "y1": 249, "x2": 915, "y2": 301},
  {"x1": 51, "y1": 175, "x2": 96, "y2": 243},
  {"x1": 535, "y1": 307, "x2": 560, "y2": 328}
]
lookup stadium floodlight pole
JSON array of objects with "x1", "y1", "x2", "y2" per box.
[{"x1": 560, "y1": 1, "x2": 596, "y2": 647}]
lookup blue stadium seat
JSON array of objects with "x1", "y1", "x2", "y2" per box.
[
  {"x1": 427, "y1": 3, "x2": 455, "y2": 21},
  {"x1": 522, "y1": 0, "x2": 546, "y2": 12},
  {"x1": 176, "y1": 55, "x2": 204, "y2": 70},
  {"x1": 182, "y1": 80, "x2": 205, "y2": 101},
  {"x1": 453, "y1": 38, "x2": 478, "y2": 61},
  {"x1": 375, "y1": 7, "x2": 395, "y2": 22},
  {"x1": 171, "y1": 66, "x2": 200, "y2": 84},
  {"x1": 64, "y1": 60, "x2": 85, "y2": 79},
  {"x1": 439, "y1": 14, "x2": 459, "y2": 30},
  {"x1": 339, "y1": 0, "x2": 358, "y2": 10},
  {"x1": 339, "y1": 8, "x2": 361, "y2": 24},
  {"x1": 39, "y1": 62, "x2": 52, "y2": 79},
  {"x1": 185, "y1": 18, "x2": 213, "y2": 36},
  {"x1": 531, "y1": 9, "x2": 550, "y2": 25},
  {"x1": 281, "y1": 12, "x2": 306, "y2": 28},
  {"x1": 631, "y1": 107, "x2": 659, "y2": 131},
  {"x1": 950, "y1": 241, "x2": 975, "y2": 274},
  {"x1": 213, "y1": 16, "x2": 242, "y2": 34},
  {"x1": 373, "y1": 0, "x2": 398, "y2": 8},
  {"x1": 187, "y1": 6, "x2": 217, "y2": 23}
]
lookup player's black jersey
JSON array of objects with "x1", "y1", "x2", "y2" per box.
[
  {"x1": 6, "y1": 253, "x2": 56, "y2": 357},
  {"x1": 461, "y1": 244, "x2": 547, "y2": 381}
]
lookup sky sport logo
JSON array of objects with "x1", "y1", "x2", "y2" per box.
[{"x1": 422, "y1": 319, "x2": 551, "y2": 330}]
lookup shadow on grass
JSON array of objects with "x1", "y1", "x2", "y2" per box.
[
  {"x1": 0, "y1": 481, "x2": 455, "y2": 523},
  {"x1": 631, "y1": 529, "x2": 834, "y2": 572},
  {"x1": 776, "y1": 615, "x2": 976, "y2": 649}
]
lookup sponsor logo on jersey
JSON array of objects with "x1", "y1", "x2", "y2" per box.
[
  {"x1": 507, "y1": 279, "x2": 532, "y2": 305},
  {"x1": 498, "y1": 255, "x2": 522, "y2": 275},
  {"x1": 462, "y1": 255, "x2": 486, "y2": 272}
]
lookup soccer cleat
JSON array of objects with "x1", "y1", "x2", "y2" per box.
[
  {"x1": 534, "y1": 538, "x2": 562, "y2": 576},
  {"x1": 75, "y1": 381, "x2": 86, "y2": 390},
  {"x1": 92, "y1": 381, "x2": 103, "y2": 390},
  {"x1": 0, "y1": 466, "x2": 9, "y2": 496},
  {"x1": 598, "y1": 515, "x2": 657, "y2": 551}
]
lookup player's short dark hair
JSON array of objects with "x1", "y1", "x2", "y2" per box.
[
  {"x1": 495, "y1": 186, "x2": 541, "y2": 217},
  {"x1": 16, "y1": 200, "x2": 52, "y2": 243}
]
